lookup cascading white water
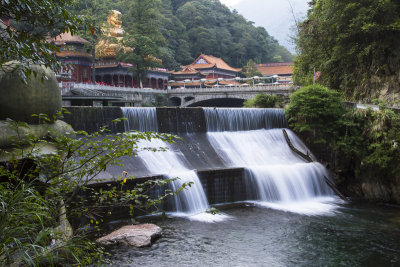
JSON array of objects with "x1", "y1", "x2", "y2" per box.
[
  {"x1": 204, "y1": 108, "x2": 288, "y2": 132},
  {"x1": 120, "y1": 107, "x2": 339, "y2": 217},
  {"x1": 135, "y1": 138, "x2": 210, "y2": 212},
  {"x1": 205, "y1": 108, "x2": 340, "y2": 215},
  {"x1": 122, "y1": 107, "x2": 159, "y2": 132},
  {"x1": 121, "y1": 107, "x2": 225, "y2": 222}
]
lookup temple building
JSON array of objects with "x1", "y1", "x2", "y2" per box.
[
  {"x1": 172, "y1": 54, "x2": 241, "y2": 82},
  {"x1": 168, "y1": 55, "x2": 241, "y2": 88},
  {"x1": 95, "y1": 60, "x2": 134, "y2": 87},
  {"x1": 256, "y1": 62, "x2": 294, "y2": 83},
  {"x1": 51, "y1": 32, "x2": 92, "y2": 83},
  {"x1": 147, "y1": 68, "x2": 170, "y2": 90},
  {"x1": 171, "y1": 66, "x2": 205, "y2": 82}
]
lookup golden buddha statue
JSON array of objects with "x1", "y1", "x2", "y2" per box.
[{"x1": 95, "y1": 10, "x2": 131, "y2": 59}]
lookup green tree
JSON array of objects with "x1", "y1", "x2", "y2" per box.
[
  {"x1": 0, "y1": 114, "x2": 186, "y2": 265},
  {"x1": 337, "y1": 103, "x2": 400, "y2": 177},
  {"x1": 174, "y1": 0, "x2": 292, "y2": 67},
  {"x1": 118, "y1": 0, "x2": 164, "y2": 86},
  {"x1": 244, "y1": 94, "x2": 283, "y2": 108},
  {"x1": 243, "y1": 59, "x2": 263, "y2": 78},
  {"x1": 68, "y1": 0, "x2": 115, "y2": 81},
  {"x1": 159, "y1": 0, "x2": 192, "y2": 68},
  {"x1": 285, "y1": 84, "x2": 346, "y2": 145},
  {"x1": 0, "y1": 0, "x2": 83, "y2": 82},
  {"x1": 295, "y1": 0, "x2": 400, "y2": 100},
  {"x1": 274, "y1": 45, "x2": 293, "y2": 62},
  {"x1": 286, "y1": 86, "x2": 400, "y2": 186},
  {"x1": 155, "y1": 93, "x2": 168, "y2": 107},
  {"x1": 187, "y1": 26, "x2": 218, "y2": 57},
  {"x1": 119, "y1": 34, "x2": 161, "y2": 86}
]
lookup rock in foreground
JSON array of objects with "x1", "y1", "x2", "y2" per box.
[
  {"x1": 96, "y1": 224, "x2": 162, "y2": 247},
  {"x1": 0, "y1": 61, "x2": 61, "y2": 124}
]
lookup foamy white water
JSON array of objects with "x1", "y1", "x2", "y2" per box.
[
  {"x1": 137, "y1": 139, "x2": 229, "y2": 221},
  {"x1": 250, "y1": 198, "x2": 338, "y2": 216},
  {"x1": 207, "y1": 129, "x2": 307, "y2": 167},
  {"x1": 122, "y1": 108, "x2": 227, "y2": 222},
  {"x1": 205, "y1": 109, "x2": 340, "y2": 215}
]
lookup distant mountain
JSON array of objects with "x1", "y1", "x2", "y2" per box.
[{"x1": 230, "y1": 0, "x2": 310, "y2": 53}]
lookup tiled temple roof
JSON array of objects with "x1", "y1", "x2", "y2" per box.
[
  {"x1": 57, "y1": 50, "x2": 91, "y2": 59},
  {"x1": 184, "y1": 54, "x2": 242, "y2": 73},
  {"x1": 95, "y1": 62, "x2": 133, "y2": 69},
  {"x1": 256, "y1": 63, "x2": 294, "y2": 76},
  {"x1": 172, "y1": 66, "x2": 202, "y2": 75},
  {"x1": 52, "y1": 32, "x2": 90, "y2": 45}
]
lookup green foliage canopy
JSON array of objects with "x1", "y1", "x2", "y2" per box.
[
  {"x1": 286, "y1": 84, "x2": 400, "y2": 181},
  {"x1": 243, "y1": 59, "x2": 262, "y2": 78},
  {"x1": 294, "y1": 0, "x2": 400, "y2": 100},
  {"x1": 69, "y1": 0, "x2": 293, "y2": 72},
  {"x1": 338, "y1": 104, "x2": 400, "y2": 177},
  {"x1": 0, "y1": 0, "x2": 83, "y2": 82},
  {"x1": 244, "y1": 94, "x2": 283, "y2": 108},
  {"x1": 0, "y1": 114, "x2": 187, "y2": 265},
  {"x1": 117, "y1": 0, "x2": 164, "y2": 85},
  {"x1": 285, "y1": 84, "x2": 346, "y2": 145}
]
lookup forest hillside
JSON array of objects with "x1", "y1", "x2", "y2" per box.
[{"x1": 71, "y1": 0, "x2": 293, "y2": 70}]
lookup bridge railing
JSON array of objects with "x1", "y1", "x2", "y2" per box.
[
  {"x1": 59, "y1": 82, "x2": 167, "y2": 94},
  {"x1": 169, "y1": 84, "x2": 297, "y2": 94},
  {"x1": 72, "y1": 87, "x2": 107, "y2": 97}
]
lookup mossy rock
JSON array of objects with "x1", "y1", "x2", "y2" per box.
[
  {"x1": 0, "y1": 120, "x2": 74, "y2": 149},
  {"x1": 0, "y1": 61, "x2": 61, "y2": 124}
]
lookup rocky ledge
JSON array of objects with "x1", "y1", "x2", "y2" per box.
[{"x1": 96, "y1": 224, "x2": 162, "y2": 247}]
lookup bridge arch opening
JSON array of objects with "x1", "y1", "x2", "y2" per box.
[
  {"x1": 188, "y1": 98, "x2": 245, "y2": 108},
  {"x1": 184, "y1": 96, "x2": 195, "y2": 102},
  {"x1": 169, "y1": 97, "x2": 182, "y2": 106}
]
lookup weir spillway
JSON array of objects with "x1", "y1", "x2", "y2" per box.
[{"x1": 64, "y1": 107, "x2": 339, "y2": 220}]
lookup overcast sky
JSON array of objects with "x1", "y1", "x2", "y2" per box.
[{"x1": 220, "y1": 0, "x2": 310, "y2": 53}]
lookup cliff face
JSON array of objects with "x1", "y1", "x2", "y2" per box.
[
  {"x1": 333, "y1": 165, "x2": 400, "y2": 204},
  {"x1": 295, "y1": 1, "x2": 400, "y2": 103},
  {"x1": 359, "y1": 177, "x2": 400, "y2": 203},
  {"x1": 353, "y1": 51, "x2": 400, "y2": 105},
  {"x1": 299, "y1": 134, "x2": 400, "y2": 205}
]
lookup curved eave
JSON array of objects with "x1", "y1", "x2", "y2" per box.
[{"x1": 56, "y1": 51, "x2": 92, "y2": 59}]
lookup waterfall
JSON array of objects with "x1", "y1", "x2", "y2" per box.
[
  {"x1": 121, "y1": 108, "x2": 226, "y2": 222},
  {"x1": 204, "y1": 108, "x2": 288, "y2": 132},
  {"x1": 205, "y1": 108, "x2": 339, "y2": 215},
  {"x1": 122, "y1": 107, "x2": 158, "y2": 132},
  {"x1": 118, "y1": 107, "x2": 340, "y2": 217}
]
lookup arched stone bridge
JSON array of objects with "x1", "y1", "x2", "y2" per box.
[
  {"x1": 60, "y1": 82, "x2": 297, "y2": 107},
  {"x1": 60, "y1": 83, "x2": 166, "y2": 106},
  {"x1": 168, "y1": 84, "x2": 298, "y2": 107}
]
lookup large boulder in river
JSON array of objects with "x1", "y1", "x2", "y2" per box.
[
  {"x1": 0, "y1": 61, "x2": 61, "y2": 124},
  {"x1": 96, "y1": 224, "x2": 162, "y2": 247}
]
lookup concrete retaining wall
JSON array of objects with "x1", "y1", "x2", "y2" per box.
[
  {"x1": 157, "y1": 107, "x2": 207, "y2": 133},
  {"x1": 63, "y1": 106, "x2": 208, "y2": 134},
  {"x1": 198, "y1": 168, "x2": 248, "y2": 204},
  {"x1": 63, "y1": 106, "x2": 124, "y2": 134},
  {"x1": 87, "y1": 167, "x2": 249, "y2": 210}
]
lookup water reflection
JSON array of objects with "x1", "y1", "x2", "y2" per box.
[{"x1": 108, "y1": 203, "x2": 400, "y2": 266}]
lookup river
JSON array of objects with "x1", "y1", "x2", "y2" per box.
[{"x1": 107, "y1": 202, "x2": 400, "y2": 266}]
